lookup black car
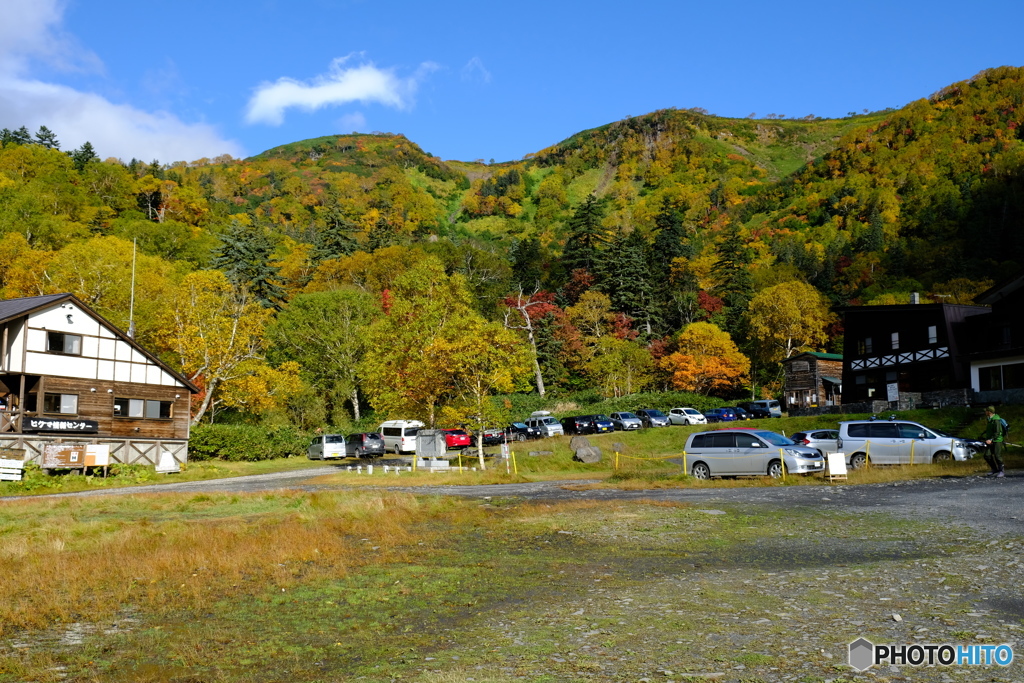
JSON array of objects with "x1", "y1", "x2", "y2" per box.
[
  {"x1": 560, "y1": 415, "x2": 595, "y2": 435},
  {"x1": 726, "y1": 406, "x2": 753, "y2": 421},
  {"x1": 503, "y1": 422, "x2": 541, "y2": 441},
  {"x1": 736, "y1": 402, "x2": 772, "y2": 419}
]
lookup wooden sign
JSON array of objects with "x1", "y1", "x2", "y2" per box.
[
  {"x1": 42, "y1": 444, "x2": 86, "y2": 468},
  {"x1": 85, "y1": 444, "x2": 110, "y2": 466}
]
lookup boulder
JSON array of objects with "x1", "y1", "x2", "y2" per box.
[
  {"x1": 612, "y1": 442, "x2": 627, "y2": 453},
  {"x1": 569, "y1": 436, "x2": 592, "y2": 451},
  {"x1": 573, "y1": 446, "x2": 602, "y2": 464}
]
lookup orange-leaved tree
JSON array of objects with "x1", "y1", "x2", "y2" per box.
[{"x1": 659, "y1": 322, "x2": 749, "y2": 396}]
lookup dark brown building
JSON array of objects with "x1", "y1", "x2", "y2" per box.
[
  {"x1": 782, "y1": 352, "x2": 843, "y2": 409},
  {"x1": 966, "y1": 272, "x2": 1024, "y2": 404},
  {"x1": 840, "y1": 301, "x2": 986, "y2": 404}
]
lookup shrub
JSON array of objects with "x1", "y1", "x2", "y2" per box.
[{"x1": 189, "y1": 424, "x2": 311, "y2": 461}]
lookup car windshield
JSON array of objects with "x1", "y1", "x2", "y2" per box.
[
  {"x1": 511, "y1": 423, "x2": 528, "y2": 429},
  {"x1": 594, "y1": 415, "x2": 610, "y2": 421},
  {"x1": 684, "y1": 409, "x2": 700, "y2": 415},
  {"x1": 646, "y1": 410, "x2": 666, "y2": 417},
  {"x1": 365, "y1": 433, "x2": 381, "y2": 439},
  {"x1": 618, "y1": 412, "x2": 637, "y2": 419},
  {"x1": 753, "y1": 431, "x2": 795, "y2": 446},
  {"x1": 325, "y1": 435, "x2": 346, "y2": 444},
  {"x1": 447, "y1": 430, "x2": 468, "y2": 436}
]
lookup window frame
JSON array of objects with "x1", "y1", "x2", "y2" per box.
[
  {"x1": 42, "y1": 392, "x2": 78, "y2": 415},
  {"x1": 113, "y1": 396, "x2": 173, "y2": 420},
  {"x1": 46, "y1": 331, "x2": 83, "y2": 356}
]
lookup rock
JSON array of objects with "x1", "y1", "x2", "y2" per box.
[
  {"x1": 892, "y1": 613, "x2": 902, "y2": 622},
  {"x1": 573, "y1": 446, "x2": 603, "y2": 463},
  {"x1": 612, "y1": 442, "x2": 626, "y2": 453},
  {"x1": 528, "y1": 450, "x2": 554, "y2": 456},
  {"x1": 570, "y1": 436, "x2": 592, "y2": 451}
]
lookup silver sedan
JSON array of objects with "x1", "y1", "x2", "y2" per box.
[{"x1": 609, "y1": 412, "x2": 643, "y2": 431}]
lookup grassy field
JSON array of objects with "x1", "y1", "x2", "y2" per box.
[{"x1": 0, "y1": 486, "x2": 1014, "y2": 682}]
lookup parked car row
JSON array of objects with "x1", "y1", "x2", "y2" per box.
[{"x1": 307, "y1": 432, "x2": 386, "y2": 460}]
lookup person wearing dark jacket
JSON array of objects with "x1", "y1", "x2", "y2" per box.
[{"x1": 981, "y1": 406, "x2": 1006, "y2": 478}]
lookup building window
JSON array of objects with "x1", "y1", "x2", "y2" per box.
[
  {"x1": 979, "y1": 366, "x2": 1002, "y2": 391},
  {"x1": 43, "y1": 393, "x2": 78, "y2": 415},
  {"x1": 1005, "y1": 362, "x2": 1024, "y2": 390},
  {"x1": 928, "y1": 325, "x2": 937, "y2": 344},
  {"x1": 891, "y1": 332, "x2": 899, "y2": 350},
  {"x1": 857, "y1": 337, "x2": 873, "y2": 354},
  {"x1": 855, "y1": 375, "x2": 866, "y2": 385},
  {"x1": 114, "y1": 397, "x2": 172, "y2": 419},
  {"x1": 46, "y1": 331, "x2": 82, "y2": 355}
]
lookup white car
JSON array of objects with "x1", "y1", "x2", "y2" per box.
[{"x1": 668, "y1": 407, "x2": 707, "y2": 426}]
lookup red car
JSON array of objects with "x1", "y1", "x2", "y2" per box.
[{"x1": 441, "y1": 429, "x2": 472, "y2": 449}]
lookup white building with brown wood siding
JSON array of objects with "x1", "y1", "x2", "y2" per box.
[{"x1": 0, "y1": 294, "x2": 197, "y2": 467}]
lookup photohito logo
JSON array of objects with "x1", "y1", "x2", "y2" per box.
[{"x1": 849, "y1": 637, "x2": 1014, "y2": 671}]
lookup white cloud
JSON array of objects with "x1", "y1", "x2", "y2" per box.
[
  {"x1": 461, "y1": 57, "x2": 491, "y2": 84},
  {"x1": 245, "y1": 56, "x2": 438, "y2": 126},
  {"x1": 0, "y1": 0, "x2": 98, "y2": 75},
  {"x1": 0, "y1": 77, "x2": 244, "y2": 163},
  {"x1": 337, "y1": 111, "x2": 367, "y2": 133},
  {"x1": 0, "y1": 0, "x2": 242, "y2": 162}
]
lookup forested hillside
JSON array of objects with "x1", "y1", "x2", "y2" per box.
[{"x1": 1, "y1": 66, "x2": 1022, "y2": 429}]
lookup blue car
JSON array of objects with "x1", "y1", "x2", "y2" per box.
[{"x1": 703, "y1": 408, "x2": 739, "y2": 423}]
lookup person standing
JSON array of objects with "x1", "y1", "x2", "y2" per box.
[{"x1": 981, "y1": 406, "x2": 1006, "y2": 478}]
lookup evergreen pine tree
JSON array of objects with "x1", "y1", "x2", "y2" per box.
[
  {"x1": 600, "y1": 230, "x2": 656, "y2": 335},
  {"x1": 561, "y1": 195, "x2": 607, "y2": 277},
  {"x1": 12, "y1": 127, "x2": 33, "y2": 145},
  {"x1": 308, "y1": 212, "x2": 359, "y2": 266},
  {"x1": 367, "y1": 217, "x2": 396, "y2": 251},
  {"x1": 69, "y1": 142, "x2": 98, "y2": 172},
  {"x1": 148, "y1": 159, "x2": 164, "y2": 179},
  {"x1": 34, "y1": 126, "x2": 60, "y2": 150},
  {"x1": 509, "y1": 237, "x2": 545, "y2": 291},
  {"x1": 212, "y1": 220, "x2": 285, "y2": 309},
  {"x1": 712, "y1": 223, "x2": 754, "y2": 336}
]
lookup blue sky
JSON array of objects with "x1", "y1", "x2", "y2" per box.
[{"x1": 1, "y1": 0, "x2": 1021, "y2": 164}]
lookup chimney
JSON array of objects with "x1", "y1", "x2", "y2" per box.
[{"x1": 910, "y1": 292, "x2": 920, "y2": 305}]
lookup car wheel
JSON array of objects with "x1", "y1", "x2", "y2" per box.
[
  {"x1": 516, "y1": 433, "x2": 526, "y2": 441},
  {"x1": 691, "y1": 462, "x2": 711, "y2": 480},
  {"x1": 932, "y1": 450, "x2": 952, "y2": 463},
  {"x1": 767, "y1": 459, "x2": 783, "y2": 478},
  {"x1": 849, "y1": 452, "x2": 867, "y2": 469}
]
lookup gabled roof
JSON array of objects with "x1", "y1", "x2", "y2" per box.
[
  {"x1": 0, "y1": 293, "x2": 198, "y2": 393},
  {"x1": 0, "y1": 293, "x2": 69, "y2": 324},
  {"x1": 976, "y1": 270, "x2": 1024, "y2": 306},
  {"x1": 784, "y1": 351, "x2": 843, "y2": 362}
]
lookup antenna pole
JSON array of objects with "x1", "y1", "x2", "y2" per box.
[{"x1": 128, "y1": 239, "x2": 137, "y2": 338}]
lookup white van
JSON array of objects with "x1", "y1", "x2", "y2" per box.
[
  {"x1": 379, "y1": 420, "x2": 425, "y2": 454},
  {"x1": 525, "y1": 411, "x2": 564, "y2": 437},
  {"x1": 307, "y1": 434, "x2": 347, "y2": 460}
]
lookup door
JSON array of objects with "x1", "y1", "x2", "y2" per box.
[
  {"x1": 866, "y1": 423, "x2": 902, "y2": 464},
  {"x1": 897, "y1": 423, "x2": 929, "y2": 464},
  {"x1": 733, "y1": 433, "x2": 771, "y2": 475},
  {"x1": 707, "y1": 432, "x2": 740, "y2": 475}
]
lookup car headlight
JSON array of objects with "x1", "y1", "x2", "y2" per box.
[{"x1": 785, "y1": 448, "x2": 806, "y2": 458}]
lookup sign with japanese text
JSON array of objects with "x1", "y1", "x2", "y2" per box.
[{"x1": 24, "y1": 418, "x2": 99, "y2": 433}]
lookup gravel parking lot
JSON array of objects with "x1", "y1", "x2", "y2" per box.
[{"x1": 9, "y1": 468, "x2": 1024, "y2": 681}]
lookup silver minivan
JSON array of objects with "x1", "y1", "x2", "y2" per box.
[
  {"x1": 525, "y1": 413, "x2": 564, "y2": 437},
  {"x1": 683, "y1": 429, "x2": 824, "y2": 479},
  {"x1": 837, "y1": 420, "x2": 972, "y2": 468}
]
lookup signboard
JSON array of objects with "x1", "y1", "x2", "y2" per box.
[
  {"x1": 42, "y1": 444, "x2": 86, "y2": 468},
  {"x1": 886, "y1": 382, "x2": 899, "y2": 402},
  {"x1": 156, "y1": 451, "x2": 180, "y2": 473},
  {"x1": 85, "y1": 444, "x2": 110, "y2": 467},
  {"x1": 24, "y1": 418, "x2": 99, "y2": 433}
]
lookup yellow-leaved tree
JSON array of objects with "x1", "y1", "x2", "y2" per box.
[
  {"x1": 659, "y1": 322, "x2": 750, "y2": 396},
  {"x1": 746, "y1": 280, "x2": 834, "y2": 363},
  {"x1": 157, "y1": 270, "x2": 274, "y2": 425}
]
